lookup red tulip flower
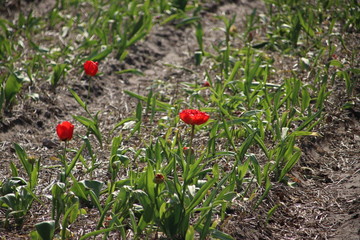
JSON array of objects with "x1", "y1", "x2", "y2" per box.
[
  {"x1": 202, "y1": 81, "x2": 210, "y2": 87},
  {"x1": 56, "y1": 121, "x2": 74, "y2": 141},
  {"x1": 84, "y1": 60, "x2": 98, "y2": 76},
  {"x1": 153, "y1": 173, "x2": 165, "y2": 184},
  {"x1": 183, "y1": 146, "x2": 194, "y2": 155},
  {"x1": 179, "y1": 109, "x2": 210, "y2": 125}
]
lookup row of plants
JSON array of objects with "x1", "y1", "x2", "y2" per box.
[
  {"x1": 1, "y1": 0, "x2": 359, "y2": 239},
  {"x1": 0, "y1": 0, "x2": 199, "y2": 116}
]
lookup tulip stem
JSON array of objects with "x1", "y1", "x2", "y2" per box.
[
  {"x1": 87, "y1": 78, "x2": 91, "y2": 101},
  {"x1": 63, "y1": 141, "x2": 67, "y2": 162},
  {"x1": 189, "y1": 125, "x2": 195, "y2": 164},
  {"x1": 60, "y1": 141, "x2": 68, "y2": 184}
]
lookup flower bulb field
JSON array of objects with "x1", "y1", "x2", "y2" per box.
[{"x1": 0, "y1": 0, "x2": 359, "y2": 239}]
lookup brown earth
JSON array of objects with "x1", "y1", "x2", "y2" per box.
[{"x1": 0, "y1": 0, "x2": 359, "y2": 239}]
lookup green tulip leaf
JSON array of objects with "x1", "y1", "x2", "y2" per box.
[{"x1": 35, "y1": 220, "x2": 55, "y2": 240}]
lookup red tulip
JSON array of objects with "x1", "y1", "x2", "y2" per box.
[
  {"x1": 153, "y1": 173, "x2": 165, "y2": 184},
  {"x1": 84, "y1": 60, "x2": 98, "y2": 76},
  {"x1": 179, "y1": 109, "x2": 210, "y2": 125},
  {"x1": 202, "y1": 81, "x2": 210, "y2": 87},
  {"x1": 183, "y1": 146, "x2": 194, "y2": 155},
  {"x1": 56, "y1": 121, "x2": 74, "y2": 141}
]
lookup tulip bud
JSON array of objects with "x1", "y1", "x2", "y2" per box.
[
  {"x1": 28, "y1": 155, "x2": 37, "y2": 165},
  {"x1": 183, "y1": 147, "x2": 194, "y2": 155},
  {"x1": 153, "y1": 173, "x2": 165, "y2": 184},
  {"x1": 112, "y1": 162, "x2": 118, "y2": 170},
  {"x1": 202, "y1": 81, "x2": 210, "y2": 87}
]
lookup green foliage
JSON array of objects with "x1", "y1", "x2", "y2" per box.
[
  {"x1": 50, "y1": 182, "x2": 85, "y2": 239},
  {"x1": 31, "y1": 220, "x2": 55, "y2": 240},
  {"x1": 70, "y1": 89, "x2": 103, "y2": 147},
  {"x1": 70, "y1": 179, "x2": 104, "y2": 209},
  {"x1": 51, "y1": 182, "x2": 66, "y2": 229},
  {"x1": 0, "y1": 182, "x2": 35, "y2": 229},
  {"x1": 172, "y1": 0, "x2": 188, "y2": 11},
  {"x1": 50, "y1": 64, "x2": 67, "y2": 90},
  {"x1": 0, "y1": 144, "x2": 41, "y2": 230},
  {"x1": 4, "y1": 73, "x2": 23, "y2": 109},
  {"x1": 1, "y1": 0, "x2": 356, "y2": 238},
  {"x1": 14, "y1": 143, "x2": 40, "y2": 190}
]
